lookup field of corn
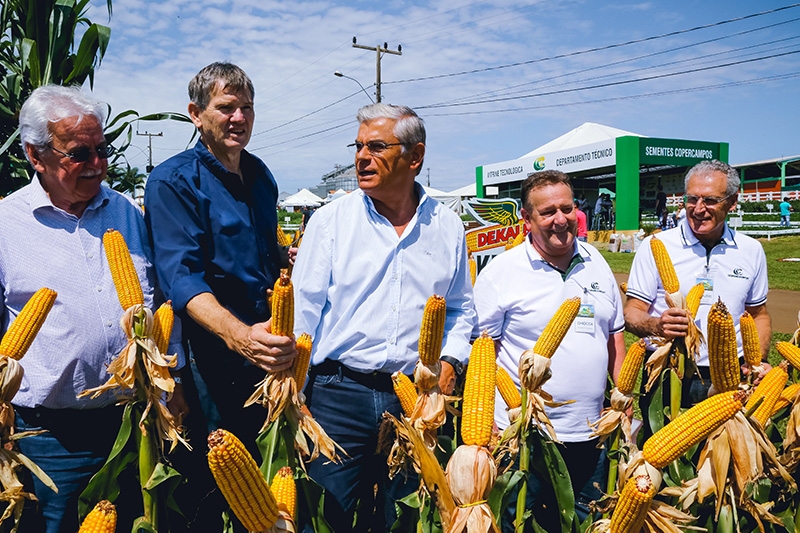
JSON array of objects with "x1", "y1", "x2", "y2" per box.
[{"x1": 1, "y1": 227, "x2": 800, "y2": 532}]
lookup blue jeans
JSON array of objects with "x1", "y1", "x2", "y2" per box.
[
  {"x1": 781, "y1": 215, "x2": 790, "y2": 227},
  {"x1": 304, "y1": 370, "x2": 417, "y2": 532},
  {"x1": 14, "y1": 406, "x2": 126, "y2": 533}
]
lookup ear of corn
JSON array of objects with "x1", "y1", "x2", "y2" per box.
[
  {"x1": 392, "y1": 371, "x2": 418, "y2": 417},
  {"x1": 78, "y1": 500, "x2": 117, "y2": 533},
  {"x1": 207, "y1": 429, "x2": 279, "y2": 531},
  {"x1": 746, "y1": 362, "x2": 789, "y2": 427},
  {"x1": 642, "y1": 390, "x2": 745, "y2": 468},
  {"x1": 739, "y1": 312, "x2": 762, "y2": 368},
  {"x1": 461, "y1": 332, "x2": 496, "y2": 446},
  {"x1": 276, "y1": 224, "x2": 293, "y2": 247},
  {"x1": 103, "y1": 229, "x2": 144, "y2": 310},
  {"x1": 271, "y1": 271, "x2": 294, "y2": 338},
  {"x1": 419, "y1": 295, "x2": 446, "y2": 366},
  {"x1": 772, "y1": 382, "x2": 800, "y2": 415},
  {"x1": 776, "y1": 342, "x2": 800, "y2": 370},
  {"x1": 608, "y1": 475, "x2": 656, "y2": 533},
  {"x1": 468, "y1": 256, "x2": 477, "y2": 286},
  {"x1": 496, "y1": 366, "x2": 521, "y2": 410},
  {"x1": 533, "y1": 296, "x2": 581, "y2": 359},
  {"x1": 466, "y1": 232, "x2": 478, "y2": 254},
  {"x1": 650, "y1": 236, "x2": 680, "y2": 294},
  {"x1": 292, "y1": 333, "x2": 313, "y2": 386},
  {"x1": 619, "y1": 281, "x2": 628, "y2": 295},
  {"x1": 152, "y1": 301, "x2": 174, "y2": 355},
  {"x1": 686, "y1": 283, "x2": 705, "y2": 319},
  {"x1": 271, "y1": 466, "x2": 297, "y2": 520},
  {"x1": 617, "y1": 339, "x2": 646, "y2": 395},
  {"x1": 0, "y1": 287, "x2": 57, "y2": 360},
  {"x1": 707, "y1": 299, "x2": 741, "y2": 393}
]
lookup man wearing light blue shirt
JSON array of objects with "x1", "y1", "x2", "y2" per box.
[
  {"x1": 0, "y1": 85, "x2": 186, "y2": 532},
  {"x1": 292, "y1": 103, "x2": 475, "y2": 531}
]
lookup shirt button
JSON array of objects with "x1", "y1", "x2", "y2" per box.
[
  {"x1": 87, "y1": 252, "x2": 94, "y2": 258},
  {"x1": 107, "y1": 321, "x2": 113, "y2": 327},
  {"x1": 96, "y1": 286, "x2": 102, "y2": 292}
]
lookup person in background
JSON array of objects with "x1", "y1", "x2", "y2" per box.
[
  {"x1": 292, "y1": 103, "x2": 475, "y2": 531},
  {"x1": 0, "y1": 85, "x2": 186, "y2": 532},
  {"x1": 655, "y1": 184, "x2": 668, "y2": 228},
  {"x1": 574, "y1": 198, "x2": 588, "y2": 241},
  {"x1": 145, "y1": 62, "x2": 295, "y2": 531},
  {"x1": 474, "y1": 170, "x2": 625, "y2": 531},
  {"x1": 779, "y1": 196, "x2": 793, "y2": 227},
  {"x1": 625, "y1": 160, "x2": 771, "y2": 426}
]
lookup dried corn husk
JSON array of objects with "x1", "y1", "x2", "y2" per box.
[
  {"x1": 589, "y1": 387, "x2": 633, "y2": 444},
  {"x1": 445, "y1": 445, "x2": 499, "y2": 533}
]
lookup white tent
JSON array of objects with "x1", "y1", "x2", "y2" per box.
[
  {"x1": 326, "y1": 188, "x2": 348, "y2": 202},
  {"x1": 423, "y1": 185, "x2": 460, "y2": 212},
  {"x1": 281, "y1": 188, "x2": 324, "y2": 208},
  {"x1": 520, "y1": 122, "x2": 642, "y2": 159}
]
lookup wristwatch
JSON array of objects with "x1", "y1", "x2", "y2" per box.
[{"x1": 440, "y1": 355, "x2": 464, "y2": 376}]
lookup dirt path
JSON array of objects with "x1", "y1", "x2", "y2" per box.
[{"x1": 613, "y1": 273, "x2": 799, "y2": 334}]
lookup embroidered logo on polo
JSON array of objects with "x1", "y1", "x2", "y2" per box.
[
  {"x1": 588, "y1": 281, "x2": 605, "y2": 293},
  {"x1": 727, "y1": 267, "x2": 749, "y2": 280}
]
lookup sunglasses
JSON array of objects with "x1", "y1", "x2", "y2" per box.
[
  {"x1": 48, "y1": 143, "x2": 116, "y2": 163},
  {"x1": 347, "y1": 141, "x2": 404, "y2": 154}
]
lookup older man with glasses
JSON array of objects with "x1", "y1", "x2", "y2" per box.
[
  {"x1": 624, "y1": 160, "x2": 771, "y2": 426},
  {"x1": 292, "y1": 103, "x2": 475, "y2": 531},
  {"x1": 0, "y1": 85, "x2": 185, "y2": 532}
]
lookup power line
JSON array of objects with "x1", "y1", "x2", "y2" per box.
[
  {"x1": 418, "y1": 49, "x2": 800, "y2": 109},
  {"x1": 386, "y1": 3, "x2": 800, "y2": 84}
]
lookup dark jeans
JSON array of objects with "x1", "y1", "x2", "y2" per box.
[
  {"x1": 502, "y1": 438, "x2": 605, "y2": 532},
  {"x1": 303, "y1": 368, "x2": 417, "y2": 532},
  {"x1": 13, "y1": 406, "x2": 131, "y2": 533}
]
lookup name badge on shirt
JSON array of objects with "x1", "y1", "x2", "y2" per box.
[
  {"x1": 575, "y1": 303, "x2": 595, "y2": 334},
  {"x1": 696, "y1": 276, "x2": 714, "y2": 305}
]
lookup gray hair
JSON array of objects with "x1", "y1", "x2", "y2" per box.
[
  {"x1": 356, "y1": 103, "x2": 426, "y2": 147},
  {"x1": 685, "y1": 160, "x2": 740, "y2": 196},
  {"x1": 189, "y1": 62, "x2": 254, "y2": 110},
  {"x1": 19, "y1": 85, "x2": 107, "y2": 162}
]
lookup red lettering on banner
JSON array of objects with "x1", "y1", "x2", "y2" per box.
[{"x1": 477, "y1": 233, "x2": 487, "y2": 247}]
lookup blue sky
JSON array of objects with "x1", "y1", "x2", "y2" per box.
[{"x1": 88, "y1": 0, "x2": 800, "y2": 193}]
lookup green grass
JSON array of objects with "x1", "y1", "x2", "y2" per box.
[{"x1": 598, "y1": 235, "x2": 800, "y2": 292}]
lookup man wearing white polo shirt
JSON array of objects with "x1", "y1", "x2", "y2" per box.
[
  {"x1": 473, "y1": 170, "x2": 625, "y2": 532},
  {"x1": 625, "y1": 159, "x2": 771, "y2": 411}
]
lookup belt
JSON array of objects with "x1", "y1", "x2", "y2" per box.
[{"x1": 310, "y1": 360, "x2": 398, "y2": 393}]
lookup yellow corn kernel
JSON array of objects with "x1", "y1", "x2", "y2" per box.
[
  {"x1": 461, "y1": 332, "x2": 496, "y2": 446},
  {"x1": 392, "y1": 371, "x2": 418, "y2": 417},
  {"x1": 746, "y1": 361, "x2": 789, "y2": 427},
  {"x1": 608, "y1": 475, "x2": 655, "y2": 533},
  {"x1": 468, "y1": 255, "x2": 477, "y2": 286},
  {"x1": 292, "y1": 333, "x2": 313, "y2": 386},
  {"x1": 103, "y1": 229, "x2": 144, "y2": 310},
  {"x1": 0, "y1": 287, "x2": 57, "y2": 360},
  {"x1": 707, "y1": 299, "x2": 741, "y2": 393},
  {"x1": 772, "y1": 382, "x2": 800, "y2": 415},
  {"x1": 495, "y1": 366, "x2": 521, "y2": 410},
  {"x1": 418, "y1": 295, "x2": 446, "y2": 366},
  {"x1": 650, "y1": 236, "x2": 680, "y2": 294},
  {"x1": 276, "y1": 224, "x2": 293, "y2": 247},
  {"x1": 642, "y1": 390, "x2": 744, "y2": 468},
  {"x1": 207, "y1": 429, "x2": 279, "y2": 531},
  {"x1": 152, "y1": 301, "x2": 174, "y2": 355},
  {"x1": 78, "y1": 499, "x2": 117, "y2": 533},
  {"x1": 271, "y1": 271, "x2": 294, "y2": 338},
  {"x1": 617, "y1": 339, "x2": 646, "y2": 396},
  {"x1": 739, "y1": 312, "x2": 762, "y2": 368},
  {"x1": 533, "y1": 297, "x2": 581, "y2": 359},
  {"x1": 465, "y1": 232, "x2": 478, "y2": 254},
  {"x1": 619, "y1": 281, "x2": 628, "y2": 295},
  {"x1": 776, "y1": 342, "x2": 800, "y2": 370},
  {"x1": 685, "y1": 283, "x2": 705, "y2": 319},
  {"x1": 271, "y1": 466, "x2": 297, "y2": 520}
]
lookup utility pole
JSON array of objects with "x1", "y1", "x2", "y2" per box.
[
  {"x1": 351, "y1": 37, "x2": 402, "y2": 103},
  {"x1": 136, "y1": 131, "x2": 163, "y2": 172}
]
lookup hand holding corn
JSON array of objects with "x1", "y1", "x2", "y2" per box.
[{"x1": 234, "y1": 319, "x2": 297, "y2": 373}]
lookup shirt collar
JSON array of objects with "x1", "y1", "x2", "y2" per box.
[
  {"x1": 360, "y1": 181, "x2": 431, "y2": 218},
  {"x1": 194, "y1": 140, "x2": 255, "y2": 178},
  {"x1": 678, "y1": 216, "x2": 736, "y2": 248},
  {"x1": 524, "y1": 235, "x2": 585, "y2": 279},
  {"x1": 29, "y1": 173, "x2": 110, "y2": 216}
]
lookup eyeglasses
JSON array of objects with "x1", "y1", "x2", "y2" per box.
[
  {"x1": 347, "y1": 141, "x2": 404, "y2": 154},
  {"x1": 684, "y1": 193, "x2": 734, "y2": 207},
  {"x1": 48, "y1": 143, "x2": 116, "y2": 162}
]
